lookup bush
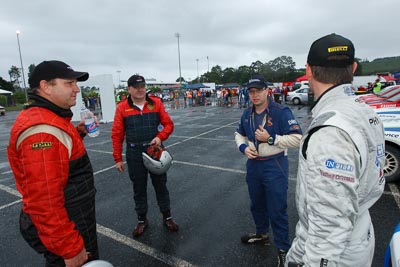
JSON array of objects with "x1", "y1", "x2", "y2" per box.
[
  {"x1": 14, "y1": 92, "x2": 27, "y2": 104},
  {"x1": 0, "y1": 95, "x2": 6, "y2": 106}
]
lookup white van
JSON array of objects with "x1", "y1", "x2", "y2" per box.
[{"x1": 292, "y1": 81, "x2": 309, "y2": 90}]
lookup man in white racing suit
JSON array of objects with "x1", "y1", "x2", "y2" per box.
[{"x1": 286, "y1": 34, "x2": 385, "y2": 267}]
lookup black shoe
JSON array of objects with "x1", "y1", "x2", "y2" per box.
[
  {"x1": 241, "y1": 233, "x2": 270, "y2": 245},
  {"x1": 164, "y1": 217, "x2": 179, "y2": 232},
  {"x1": 132, "y1": 219, "x2": 148, "y2": 237},
  {"x1": 277, "y1": 249, "x2": 287, "y2": 267}
]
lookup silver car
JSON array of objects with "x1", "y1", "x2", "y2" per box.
[{"x1": 287, "y1": 88, "x2": 309, "y2": 105}]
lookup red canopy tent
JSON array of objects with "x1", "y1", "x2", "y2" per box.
[
  {"x1": 282, "y1": 81, "x2": 294, "y2": 87},
  {"x1": 295, "y1": 74, "x2": 307, "y2": 82},
  {"x1": 380, "y1": 75, "x2": 398, "y2": 82}
]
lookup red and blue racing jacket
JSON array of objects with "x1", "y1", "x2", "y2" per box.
[
  {"x1": 7, "y1": 95, "x2": 97, "y2": 259},
  {"x1": 111, "y1": 95, "x2": 174, "y2": 163}
]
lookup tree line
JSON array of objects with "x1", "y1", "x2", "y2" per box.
[{"x1": 1, "y1": 56, "x2": 399, "y2": 105}]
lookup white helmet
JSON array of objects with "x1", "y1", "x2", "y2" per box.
[
  {"x1": 142, "y1": 144, "x2": 173, "y2": 175},
  {"x1": 82, "y1": 260, "x2": 114, "y2": 267}
]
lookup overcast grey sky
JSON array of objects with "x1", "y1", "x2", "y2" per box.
[{"x1": 1, "y1": 0, "x2": 398, "y2": 86}]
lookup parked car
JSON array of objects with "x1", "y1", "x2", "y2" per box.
[
  {"x1": 374, "y1": 108, "x2": 400, "y2": 182},
  {"x1": 358, "y1": 85, "x2": 400, "y2": 103},
  {"x1": 368, "y1": 93, "x2": 400, "y2": 109},
  {"x1": 0, "y1": 105, "x2": 5, "y2": 116},
  {"x1": 162, "y1": 94, "x2": 171, "y2": 101},
  {"x1": 292, "y1": 81, "x2": 309, "y2": 90},
  {"x1": 287, "y1": 88, "x2": 309, "y2": 105}
]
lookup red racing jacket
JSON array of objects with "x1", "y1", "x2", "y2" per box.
[
  {"x1": 7, "y1": 96, "x2": 96, "y2": 259},
  {"x1": 112, "y1": 95, "x2": 174, "y2": 163}
]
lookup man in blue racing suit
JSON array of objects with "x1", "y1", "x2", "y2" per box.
[{"x1": 235, "y1": 75, "x2": 302, "y2": 267}]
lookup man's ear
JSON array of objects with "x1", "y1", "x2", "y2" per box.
[
  {"x1": 306, "y1": 64, "x2": 312, "y2": 80},
  {"x1": 352, "y1": 62, "x2": 358, "y2": 74},
  {"x1": 39, "y1": 80, "x2": 52, "y2": 95}
]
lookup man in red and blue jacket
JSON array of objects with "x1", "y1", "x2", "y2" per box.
[
  {"x1": 8, "y1": 60, "x2": 98, "y2": 267},
  {"x1": 112, "y1": 75, "x2": 178, "y2": 237}
]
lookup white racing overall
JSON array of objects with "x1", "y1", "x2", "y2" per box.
[{"x1": 286, "y1": 84, "x2": 385, "y2": 267}]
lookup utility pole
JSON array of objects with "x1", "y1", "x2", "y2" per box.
[
  {"x1": 175, "y1": 33, "x2": 182, "y2": 84},
  {"x1": 196, "y1": 59, "x2": 199, "y2": 83},
  {"x1": 16, "y1": 30, "x2": 28, "y2": 102}
]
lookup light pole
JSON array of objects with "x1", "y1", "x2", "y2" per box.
[
  {"x1": 196, "y1": 58, "x2": 199, "y2": 83},
  {"x1": 174, "y1": 33, "x2": 182, "y2": 84},
  {"x1": 207, "y1": 56, "x2": 209, "y2": 73},
  {"x1": 16, "y1": 30, "x2": 28, "y2": 102},
  {"x1": 116, "y1": 70, "x2": 121, "y2": 88}
]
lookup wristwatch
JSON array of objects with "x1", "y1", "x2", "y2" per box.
[{"x1": 267, "y1": 136, "x2": 274, "y2": 145}]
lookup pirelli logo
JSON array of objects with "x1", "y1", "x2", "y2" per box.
[
  {"x1": 32, "y1": 142, "x2": 52, "y2": 150},
  {"x1": 328, "y1": 46, "x2": 348, "y2": 53}
]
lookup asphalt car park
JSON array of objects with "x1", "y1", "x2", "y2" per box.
[{"x1": 0, "y1": 101, "x2": 399, "y2": 266}]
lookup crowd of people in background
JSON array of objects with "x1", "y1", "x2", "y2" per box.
[
  {"x1": 113, "y1": 76, "x2": 395, "y2": 112},
  {"x1": 83, "y1": 95, "x2": 101, "y2": 111}
]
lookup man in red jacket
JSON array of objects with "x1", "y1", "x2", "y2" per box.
[
  {"x1": 112, "y1": 74, "x2": 179, "y2": 237},
  {"x1": 7, "y1": 60, "x2": 98, "y2": 267}
]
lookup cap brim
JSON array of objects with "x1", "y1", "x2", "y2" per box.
[
  {"x1": 130, "y1": 82, "x2": 146, "y2": 87},
  {"x1": 248, "y1": 84, "x2": 265, "y2": 89},
  {"x1": 65, "y1": 71, "x2": 89, "y2": 82}
]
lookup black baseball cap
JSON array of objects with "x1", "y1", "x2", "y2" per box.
[
  {"x1": 28, "y1": 60, "x2": 89, "y2": 88},
  {"x1": 307, "y1": 33, "x2": 355, "y2": 67},
  {"x1": 127, "y1": 75, "x2": 146, "y2": 87},
  {"x1": 247, "y1": 74, "x2": 267, "y2": 89}
]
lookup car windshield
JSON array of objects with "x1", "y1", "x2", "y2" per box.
[
  {"x1": 379, "y1": 85, "x2": 400, "y2": 96},
  {"x1": 385, "y1": 93, "x2": 400, "y2": 102}
]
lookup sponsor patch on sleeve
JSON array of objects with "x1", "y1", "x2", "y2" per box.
[
  {"x1": 32, "y1": 142, "x2": 52, "y2": 150},
  {"x1": 325, "y1": 159, "x2": 354, "y2": 172},
  {"x1": 320, "y1": 169, "x2": 355, "y2": 183}
]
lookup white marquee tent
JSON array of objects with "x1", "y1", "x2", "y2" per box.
[
  {"x1": 71, "y1": 74, "x2": 116, "y2": 123},
  {"x1": 0, "y1": 88, "x2": 13, "y2": 95}
]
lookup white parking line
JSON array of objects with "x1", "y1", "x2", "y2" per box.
[
  {"x1": 171, "y1": 135, "x2": 234, "y2": 142},
  {"x1": 388, "y1": 183, "x2": 400, "y2": 209},
  {"x1": 0, "y1": 184, "x2": 21, "y2": 197},
  {"x1": 166, "y1": 121, "x2": 238, "y2": 148},
  {"x1": 97, "y1": 224, "x2": 197, "y2": 267},
  {"x1": 0, "y1": 199, "x2": 22, "y2": 210},
  {"x1": 173, "y1": 160, "x2": 245, "y2": 174}
]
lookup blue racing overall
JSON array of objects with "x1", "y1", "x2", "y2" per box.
[{"x1": 235, "y1": 98, "x2": 302, "y2": 251}]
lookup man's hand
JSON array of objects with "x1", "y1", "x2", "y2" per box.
[
  {"x1": 76, "y1": 121, "x2": 87, "y2": 136},
  {"x1": 76, "y1": 116, "x2": 99, "y2": 137},
  {"x1": 244, "y1": 146, "x2": 258, "y2": 159},
  {"x1": 255, "y1": 125, "x2": 270, "y2": 142},
  {"x1": 149, "y1": 137, "x2": 161, "y2": 146},
  {"x1": 64, "y1": 248, "x2": 88, "y2": 267},
  {"x1": 115, "y1": 162, "x2": 124, "y2": 172}
]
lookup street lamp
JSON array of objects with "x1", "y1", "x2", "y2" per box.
[
  {"x1": 207, "y1": 56, "x2": 209, "y2": 73},
  {"x1": 174, "y1": 33, "x2": 182, "y2": 84},
  {"x1": 116, "y1": 70, "x2": 121, "y2": 88},
  {"x1": 196, "y1": 58, "x2": 199, "y2": 83},
  {"x1": 16, "y1": 30, "x2": 28, "y2": 102}
]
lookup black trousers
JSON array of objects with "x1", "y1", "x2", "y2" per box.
[{"x1": 126, "y1": 150, "x2": 171, "y2": 219}]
